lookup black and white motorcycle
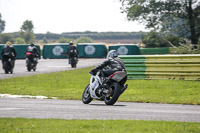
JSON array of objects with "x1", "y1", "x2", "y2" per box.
[{"x1": 82, "y1": 70, "x2": 128, "y2": 105}]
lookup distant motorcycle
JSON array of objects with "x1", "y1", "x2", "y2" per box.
[
  {"x1": 62, "y1": 52, "x2": 78, "y2": 68},
  {"x1": 2, "y1": 54, "x2": 14, "y2": 74},
  {"x1": 82, "y1": 70, "x2": 128, "y2": 105},
  {"x1": 26, "y1": 52, "x2": 37, "y2": 72}
]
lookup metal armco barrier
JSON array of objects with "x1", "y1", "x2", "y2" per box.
[{"x1": 119, "y1": 54, "x2": 200, "y2": 80}]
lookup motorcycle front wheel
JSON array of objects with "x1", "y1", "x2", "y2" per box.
[
  {"x1": 82, "y1": 84, "x2": 93, "y2": 104},
  {"x1": 104, "y1": 82, "x2": 121, "y2": 105}
]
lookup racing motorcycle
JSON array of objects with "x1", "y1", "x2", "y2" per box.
[
  {"x1": 82, "y1": 70, "x2": 128, "y2": 105},
  {"x1": 25, "y1": 52, "x2": 37, "y2": 72},
  {"x1": 2, "y1": 54, "x2": 14, "y2": 74},
  {"x1": 61, "y1": 52, "x2": 78, "y2": 68}
]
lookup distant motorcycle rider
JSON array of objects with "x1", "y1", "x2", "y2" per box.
[
  {"x1": 1, "y1": 41, "x2": 17, "y2": 69},
  {"x1": 25, "y1": 43, "x2": 39, "y2": 63},
  {"x1": 89, "y1": 50, "x2": 127, "y2": 89},
  {"x1": 67, "y1": 41, "x2": 78, "y2": 64}
]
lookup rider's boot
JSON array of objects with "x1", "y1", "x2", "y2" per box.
[{"x1": 121, "y1": 84, "x2": 128, "y2": 94}]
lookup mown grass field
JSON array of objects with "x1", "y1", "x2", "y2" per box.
[
  {"x1": 0, "y1": 67, "x2": 200, "y2": 104},
  {"x1": 0, "y1": 118, "x2": 200, "y2": 133}
]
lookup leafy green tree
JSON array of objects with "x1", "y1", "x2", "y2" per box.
[
  {"x1": 142, "y1": 31, "x2": 184, "y2": 48},
  {"x1": 76, "y1": 37, "x2": 93, "y2": 43},
  {"x1": 20, "y1": 20, "x2": 35, "y2": 43},
  {"x1": 0, "y1": 33, "x2": 13, "y2": 44},
  {"x1": 20, "y1": 20, "x2": 34, "y2": 32},
  {"x1": 0, "y1": 13, "x2": 5, "y2": 33},
  {"x1": 142, "y1": 31, "x2": 161, "y2": 48},
  {"x1": 15, "y1": 37, "x2": 26, "y2": 44},
  {"x1": 170, "y1": 40, "x2": 200, "y2": 54},
  {"x1": 20, "y1": 31, "x2": 35, "y2": 44},
  {"x1": 120, "y1": 0, "x2": 200, "y2": 44}
]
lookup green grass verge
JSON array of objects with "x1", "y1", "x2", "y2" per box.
[
  {"x1": 0, "y1": 118, "x2": 200, "y2": 133},
  {"x1": 0, "y1": 67, "x2": 200, "y2": 104}
]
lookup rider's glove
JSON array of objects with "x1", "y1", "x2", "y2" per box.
[{"x1": 89, "y1": 69, "x2": 97, "y2": 76}]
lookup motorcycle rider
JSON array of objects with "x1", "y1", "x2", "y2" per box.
[
  {"x1": 67, "y1": 41, "x2": 78, "y2": 64},
  {"x1": 89, "y1": 50, "x2": 127, "y2": 91},
  {"x1": 1, "y1": 41, "x2": 17, "y2": 69},
  {"x1": 25, "y1": 43, "x2": 39, "y2": 62}
]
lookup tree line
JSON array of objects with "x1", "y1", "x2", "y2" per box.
[{"x1": 36, "y1": 31, "x2": 144, "y2": 40}]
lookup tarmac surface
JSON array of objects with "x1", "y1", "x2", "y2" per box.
[{"x1": 0, "y1": 98, "x2": 200, "y2": 122}]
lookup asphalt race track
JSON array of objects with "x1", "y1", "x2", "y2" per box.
[
  {"x1": 0, "y1": 58, "x2": 200, "y2": 122},
  {"x1": 0, "y1": 58, "x2": 105, "y2": 79},
  {"x1": 0, "y1": 98, "x2": 200, "y2": 122}
]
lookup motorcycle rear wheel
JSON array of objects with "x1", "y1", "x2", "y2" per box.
[
  {"x1": 27, "y1": 60, "x2": 32, "y2": 72},
  {"x1": 4, "y1": 62, "x2": 10, "y2": 74},
  {"x1": 10, "y1": 68, "x2": 13, "y2": 74},
  {"x1": 33, "y1": 64, "x2": 36, "y2": 71},
  {"x1": 104, "y1": 82, "x2": 121, "y2": 105},
  {"x1": 82, "y1": 84, "x2": 93, "y2": 104},
  {"x1": 71, "y1": 58, "x2": 77, "y2": 68}
]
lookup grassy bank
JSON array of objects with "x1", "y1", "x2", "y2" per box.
[
  {"x1": 0, "y1": 67, "x2": 200, "y2": 104},
  {"x1": 0, "y1": 118, "x2": 200, "y2": 133}
]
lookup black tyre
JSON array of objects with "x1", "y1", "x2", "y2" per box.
[
  {"x1": 27, "y1": 60, "x2": 32, "y2": 72},
  {"x1": 104, "y1": 82, "x2": 121, "y2": 105},
  {"x1": 71, "y1": 63, "x2": 74, "y2": 68},
  {"x1": 82, "y1": 84, "x2": 93, "y2": 104},
  {"x1": 72, "y1": 63, "x2": 76, "y2": 68},
  {"x1": 71, "y1": 58, "x2": 77, "y2": 68},
  {"x1": 33, "y1": 64, "x2": 36, "y2": 71},
  {"x1": 5, "y1": 69, "x2": 9, "y2": 74},
  {"x1": 10, "y1": 69, "x2": 13, "y2": 74},
  {"x1": 4, "y1": 62, "x2": 9, "y2": 74}
]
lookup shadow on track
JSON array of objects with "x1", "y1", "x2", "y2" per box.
[{"x1": 89, "y1": 104, "x2": 126, "y2": 106}]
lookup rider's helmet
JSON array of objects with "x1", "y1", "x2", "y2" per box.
[
  {"x1": 6, "y1": 41, "x2": 11, "y2": 46},
  {"x1": 69, "y1": 41, "x2": 73, "y2": 45},
  {"x1": 107, "y1": 50, "x2": 118, "y2": 59},
  {"x1": 30, "y1": 43, "x2": 35, "y2": 47}
]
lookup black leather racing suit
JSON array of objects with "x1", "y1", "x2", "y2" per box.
[
  {"x1": 1, "y1": 45, "x2": 17, "y2": 69},
  {"x1": 67, "y1": 45, "x2": 78, "y2": 58},
  {"x1": 90, "y1": 57, "x2": 127, "y2": 87},
  {"x1": 25, "y1": 46, "x2": 39, "y2": 64},
  {"x1": 26, "y1": 46, "x2": 39, "y2": 58},
  {"x1": 67, "y1": 45, "x2": 78, "y2": 64}
]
